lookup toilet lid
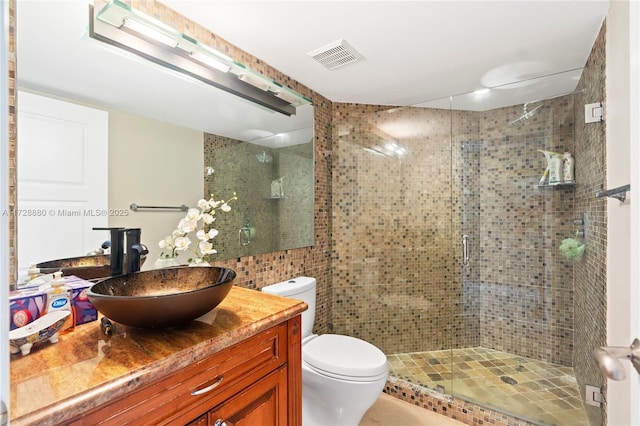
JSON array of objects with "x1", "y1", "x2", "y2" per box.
[{"x1": 303, "y1": 334, "x2": 388, "y2": 379}]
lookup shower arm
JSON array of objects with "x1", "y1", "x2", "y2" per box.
[{"x1": 592, "y1": 338, "x2": 640, "y2": 381}]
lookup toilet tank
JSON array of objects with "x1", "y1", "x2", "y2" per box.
[{"x1": 262, "y1": 277, "x2": 316, "y2": 339}]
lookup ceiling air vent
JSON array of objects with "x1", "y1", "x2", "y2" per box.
[{"x1": 307, "y1": 39, "x2": 363, "y2": 70}]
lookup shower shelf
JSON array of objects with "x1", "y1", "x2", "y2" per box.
[{"x1": 538, "y1": 182, "x2": 576, "y2": 189}]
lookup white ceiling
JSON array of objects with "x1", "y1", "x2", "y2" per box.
[
  {"x1": 164, "y1": 0, "x2": 610, "y2": 106},
  {"x1": 16, "y1": 0, "x2": 610, "y2": 135}
]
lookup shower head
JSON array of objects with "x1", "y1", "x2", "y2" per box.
[{"x1": 510, "y1": 103, "x2": 544, "y2": 126}]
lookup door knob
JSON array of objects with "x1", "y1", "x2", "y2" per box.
[{"x1": 593, "y1": 338, "x2": 640, "y2": 380}]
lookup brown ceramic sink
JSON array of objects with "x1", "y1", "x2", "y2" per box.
[
  {"x1": 87, "y1": 266, "x2": 236, "y2": 328},
  {"x1": 37, "y1": 254, "x2": 146, "y2": 280}
]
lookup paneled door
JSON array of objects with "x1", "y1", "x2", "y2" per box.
[{"x1": 17, "y1": 91, "x2": 108, "y2": 280}]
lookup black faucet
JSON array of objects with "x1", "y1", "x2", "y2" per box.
[
  {"x1": 125, "y1": 228, "x2": 149, "y2": 274},
  {"x1": 93, "y1": 227, "x2": 148, "y2": 276}
]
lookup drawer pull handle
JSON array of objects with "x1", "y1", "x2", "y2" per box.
[
  {"x1": 214, "y1": 420, "x2": 227, "y2": 426},
  {"x1": 191, "y1": 375, "x2": 224, "y2": 396}
]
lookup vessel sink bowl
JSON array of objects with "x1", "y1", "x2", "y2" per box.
[
  {"x1": 87, "y1": 266, "x2": 236, "y2": 328},
  {"x1": 37, "y1": 254, "x2": 146, "y2": 280}
]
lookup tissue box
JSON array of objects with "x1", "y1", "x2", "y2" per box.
[
  {"x1": 9, "y1": 275, "x2": 98, "y2": 329},
  {"x1": 66, "y1": 275, "x2": 98, "y2": 326},
  {"x1": 9, "y1": 290, "x2": 46, "y2": 330}
]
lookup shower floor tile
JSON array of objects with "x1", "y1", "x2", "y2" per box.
[{"x1": 387, "y1": 347, "x2": 589, "y2": 426}]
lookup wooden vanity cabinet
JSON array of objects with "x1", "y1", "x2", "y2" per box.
[
  {"x1": 198, "y1": 367, "x2": 288, "y2": 426},
  {"x1": 70, "y1": 316, "x2": 302, "y2": 426}
]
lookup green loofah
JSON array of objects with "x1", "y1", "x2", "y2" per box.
[{"x1": 559, "y1": 238, "x2": 585, "y2": 260}]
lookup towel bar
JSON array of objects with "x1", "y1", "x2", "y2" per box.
[{"x1": 130, "y1": 203, "x2": 189, "y2": 212}]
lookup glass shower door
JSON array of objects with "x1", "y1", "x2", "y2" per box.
[
  {"x1": 449, "y1": 74, "x2": 593, "y2": 425},
  {"x1": 331, "y1": 103, "x2": 456, "y2": 394}
]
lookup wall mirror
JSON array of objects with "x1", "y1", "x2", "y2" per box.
[{"x1": 15, "y1": 1, "x2": 314, "y2": 278}]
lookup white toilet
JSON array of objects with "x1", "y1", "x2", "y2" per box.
[{"x1": 262, "y1": 277, "x2": 388, "y2": 426}]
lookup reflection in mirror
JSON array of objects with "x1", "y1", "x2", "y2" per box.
[
  {"x1": 16, "y1": 1, "x2": 314, "y2": 280},
  {"x1": 204, "y1": 119, "x2": 314, "y2": 258}
]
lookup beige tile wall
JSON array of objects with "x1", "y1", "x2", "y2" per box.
[{"x1": 7, "y1": 0, "x2": 16, "y2": 286}]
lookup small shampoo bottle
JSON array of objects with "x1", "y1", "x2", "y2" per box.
[{"x1": 45, "y1": 271, "x2": 75, "y2": 334}]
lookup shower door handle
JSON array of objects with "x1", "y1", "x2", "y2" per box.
[{"x1": 462, "y1": 234, "x2": 470, "y2": 266}]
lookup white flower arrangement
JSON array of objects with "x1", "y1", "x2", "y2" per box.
[{"x1": 158, "y1": 193, "x2": 237, "y2": 264}]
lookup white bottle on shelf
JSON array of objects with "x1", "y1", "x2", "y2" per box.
[
  {"x1": 563, "y1": 152, "x2": 575, "y2": 183},
  {"x1": 548, "y1": 154, "x2": 563, "y2": 185}
]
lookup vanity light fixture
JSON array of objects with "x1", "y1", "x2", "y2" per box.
[
  {"x1": 121, "y1": 16, "x2": 176, "y2": 47},
  {"x1": 238, "y1": 70, "x2": 273, "y2": 91},
  {"x1": 273, "y1": 84, "x2": 310, "y2": 107},
  {"x1": 175, "y1": 34, "x2": 232, "y2": 73},
  {"x1": 89, "y1": 0, "x2": 310, "y2": 116}
]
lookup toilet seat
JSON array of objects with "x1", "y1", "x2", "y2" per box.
[{"x1": 302, "y1": 334, "x2": 388, "y2": 382}]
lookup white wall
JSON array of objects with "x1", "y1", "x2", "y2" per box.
[
  {"x1": 605, "y1": 1, "x2": 639, "y2": 424},
  {"x1": 629, "y1": 1, "x2": 640, "y2": 424},
  {"x1": 107, "y1": 110, "x2": 204, "y2": 267}
]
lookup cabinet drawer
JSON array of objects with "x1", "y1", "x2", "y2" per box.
[{"x1": 72, "y1": 323, "x2": 287, "y2": 425}]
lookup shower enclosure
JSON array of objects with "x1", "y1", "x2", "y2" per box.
[{"x1": 331, "y1": 70, "x2": 605, "y2": 426}]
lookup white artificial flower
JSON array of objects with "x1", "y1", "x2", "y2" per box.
[
  {"x1": 174, "y1": 236, "x2": 192, "y2": 251},
  {"x1": 186, "y1": 208, "x2": 201, "y2": 221},
  {"x1": 158, "y1": 236, "x2": 173, "y2": 249},
  {"x1": 198, "y1": 240, "x2": 216, "y2": 255},
  {"x1": 157, "y1": 193, "x2": 236, "y2": 265},
  {"x1": 180, "y1": 219, "x2": 197, "y2": 233},
  {"x1": 197, "y1": 199, "x2": 210, "y2": 211}
]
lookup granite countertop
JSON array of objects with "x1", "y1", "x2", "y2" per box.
[{"x1": 9, "y1": 286, "x2": 307, "y2": 425}]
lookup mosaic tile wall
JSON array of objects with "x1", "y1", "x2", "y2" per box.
[
  {"x1": 332, "y1": 96, "x2": 577, "y2": 365},
  {"x1": 8, "y1": 0, "x2": 334, "y2": 334},
  {"x1": 331, "y1": 103, "x2": 469, "y2": 353},
  {"x1": 572, "y1": 21, "x2": 607, "y2": 426},
  {"x1": 7, "y1": 0, "x2": 16, "y2": 286},
  {"x1": 203, "y1": 134, "x2": 314, "y2": 259}
]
